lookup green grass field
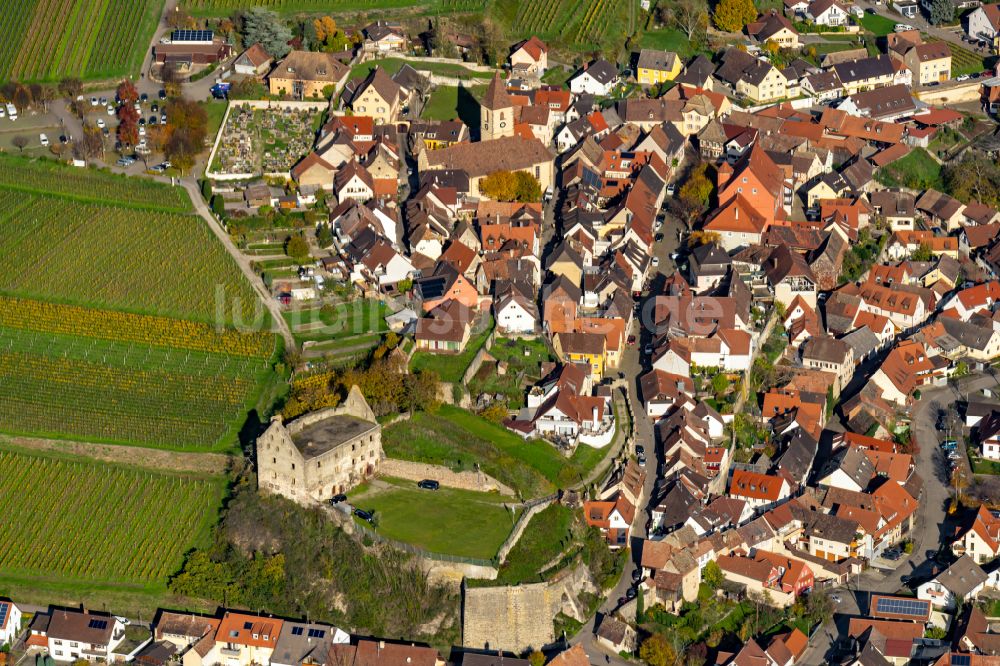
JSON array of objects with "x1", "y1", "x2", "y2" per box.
[
  {"x1": 284, "y1": 300, "x2": 389, "y2": 343},
  {"x1": 0, "y1": 445, "x2": 225, "y2": 587},
  {"x1": 0, "y1": 0, "x2": 163, "y2": 82},
  {"x1": 639, "y1": 28, "x2": 705, "y2": 59},
  {"x1": 351, "y1": 477, "x2": 518, "y2": 559},
  {"x1": 495, "y1": 503, "x2": 575, "y2": 583},
  {"x1": 382, "y1": 405, "x2": 607, "y2": 498},
  {"x1": 860, "y1": 13, "x2": 897, "y2": 35},
  {"x1": 420, "y1": 84, "x2": 487, "y2": 122},
  {"x1": 875, "y1": 147, "x2": 943, "y2": 190}
]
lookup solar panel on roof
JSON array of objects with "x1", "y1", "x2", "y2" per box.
[
  {"x1": 875, "y1": 597, "x2": 929, "y2": 617},
  {"x1": 0, "y1": 603, "x2": 8, "y2": 627},
  {"x1": 88, "y1": 619, "x2": 108, "y2": 630},
  {"x1": 244, "y1": 621, "x2": 254, "y2": 630},
  {"x1": 307, "y1": 629, "x2": 325, "y2": 639},
  {"x1": 952, "y1": 656, "x2": 971, "y2": 666},
  {"x1": 291, "y1": 627, "x2": 304, "y2": 636},
  {"x1": 171, "y1": 29, "x2": 214, "y2": 42},
  {"x1": 418, "y1": 277, "x2": 446, "y2": 300}
]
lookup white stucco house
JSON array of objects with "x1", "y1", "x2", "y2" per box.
[{"x1": 569, "y1": 59, "x2": 620, "y2": 96}]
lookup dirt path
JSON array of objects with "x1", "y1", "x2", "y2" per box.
[
  {"x1": 0, "y1": 434, "x2": 233, "y2": 475},
  {"x1": 180, "y1": 179, "x2": 297, "y2": 351}
]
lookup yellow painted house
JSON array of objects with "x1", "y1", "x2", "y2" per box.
[
  {"x1": 554, "y1": 331, "x2": 607, "y2": 381},
  {"x1": 636, "y1": 49, "x2": 682, "y2": 86}
]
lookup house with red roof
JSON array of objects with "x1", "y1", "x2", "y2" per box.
[
  {"x1": 509, "y1": 36, "x2": 548, "y2": 74},
  {"x1": 953, "y1": 505, "x2": 1000, "y2": 564},
  {"x1": 0, "y1": 599, "x2": 21, "y2": 646},
  {"x1": 584, "y1": 493, "x2": 636, "y2": 548},
  {"x1": 870, "y1": 339, "x2": 948, "y2": 406},
  {"x1": 729, "y1": 469, "x2": 791, "y2": 513}
]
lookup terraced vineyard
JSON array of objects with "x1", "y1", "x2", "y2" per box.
[
  {"x1": 0, "y1": 322, "x2": 271, "y2": 450},
  {"x1": 0, "y1": 0, "x2": 163, "y2": 82},
  {"x1": 0, "y1": 155, "x2": 192, "y2": 213},
  {"x1": 183, "y1": 0, "x2": 475, "y2": 15},
  {"x1": 0, "y1": 158, "x2": 276, "y2": 451},
  {"x1": 0, "y1": 194, "x2": 258, "y2": 324},
  {"x1": 497, "y1": 0, "x2": 630, "y2": 50},
  {"x1": 0, "y1": 447, "x2": 224, "y2": 584}
]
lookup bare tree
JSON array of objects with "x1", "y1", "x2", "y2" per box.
[
  {"x1": 11, "y1": 135, "x2": 29, "y2": 153},
  {"x1": 58, "y1": 77, "x2": 82, "y2": 101},
  {"x1": 74, "y1": 125, "x2": 104, "y2": 162},
  {"x1": 664, "y1": 0, "x2": 710, "y2": 45}
]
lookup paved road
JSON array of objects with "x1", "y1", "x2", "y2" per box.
[
  {"x1": 568, "y1": 200, "x2": 686, "y2": 665},
  {"x1": 799, "y1": 370, "x2": 1000, "y2": 664}
]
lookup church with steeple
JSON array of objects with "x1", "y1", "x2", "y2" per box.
[{"x1": 480, "y1": 71, "x2": 514, "y2": 141}]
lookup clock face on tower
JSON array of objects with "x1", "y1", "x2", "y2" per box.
[{"x1": 499, "y1": 122, "x2": 506, "y2": 128}]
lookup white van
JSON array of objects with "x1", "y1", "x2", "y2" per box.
[{"x1": 6, "y1": 103, "x2": 17, "y2": 120}]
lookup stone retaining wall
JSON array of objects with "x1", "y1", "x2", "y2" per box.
[{"x1": 380, "y1": 458, "x2": 515, "y2": 496}]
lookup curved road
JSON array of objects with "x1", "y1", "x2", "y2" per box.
[{"x1": 799, "y1": 370, "x2": 1000, "y2": 664}]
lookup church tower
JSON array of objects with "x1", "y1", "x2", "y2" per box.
[{"x1": 480, "y1": 71, "x2": 514, "y2": 141}]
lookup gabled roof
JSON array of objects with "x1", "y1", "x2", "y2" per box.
[{"x1": 730, "y1": 469, "x2": 787, "y2": 501}]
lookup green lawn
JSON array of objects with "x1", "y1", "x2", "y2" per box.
[
  {"x1": 411, "y1": 317, "x2": 494, "y2": 382},
  {"x1": 382, "y1": 404, "x2": 604, "y2": 498},
  {"x1": 875, "y1": 147, "x2": 943, "y2": 190},
  {"x1": 202, "y1": 100, "x2": 228, "y2": 141},
  {"x1": 494, "y1": 503, "x2": 576, "y2": 583},
  {"x1": 350, "y1": 476, "x2": 517, "y2": 559},
  {"x1": 812, "y1": 41, "x2": 864, "y2": 54},
  {"x1": 860, "y1": 13, "x2": 898, "y2": 35},
  {"x1": 348, "y1": 57, "x2": 493, "y2": 82},
  {"x1": 639, "y1": 28, "x2": 705, "y2": 59},
  {"x1": 541, "y1": 66, "x2": 574, "y2": 87},
  {"x1": 420, "y1": 84, "x2": 487, "y2": 122},
  {"x1": 284, "y1": 300, "x2": 389, "y2": 344}
]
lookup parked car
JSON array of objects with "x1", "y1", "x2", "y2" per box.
[
  {"x1": 417, "y1": 479, "x2": 440, "y2": 490},
  {"x1": 636, "y1": 444, "x2": 645, "y2": 456},
  {"x1": 96, "y1": 118, "x2": 105, "y2": 129},
  {"x1": 149, "y1": 115, "x2": 158, "y2": 125},
  {"x1": 354, "y1": 508, "x2": 375, "y2": 523},
  {"x1": 39, "y1": 133, "x2": 49, "y2": 146},
  {"x1": 957, "y1": 74, "x2": 972, "y2": 82},
  {"x1": 627, "y1": 334, "x2": 636, "y2": 346},
  {"x1": 139, "y1": 93, "x2": 148, "y2": 103},
  {"x1": 90, "y1": 96, "x2": 99, "y2": 106},
  {"x1": 329, "y1": 493, "x2": 347, "y2": 504},
  {"x1": 116, "y1": 156, "x2": 136, "y2": 167},
  {"x1": 643, "y1": 344, "x2": 653, "y2": 355},
  {"x1": 941, "y1": 440, "x2": 957, "y2": 450},
  {"x1": 626, "y1": 587, "x2": 637, "y2": 599},
  {"x1": 107, "y1": 104, "x2": 115, "y2": 116},
  {"x1": 158, "y1": 88, "x2": 167, "y2": 100},
  {"x1": 631, "y1": 568, "x2": 642, "y2": 582},
  {"x1": 99, "y1": 97, "x2": 107, "y2": 106},
  {"x1": 637, "y1": 454, "x2": 646, "y2": 467},
  {"x1": 666, "y1": 183, "x2": 676, "y2": 196},
  {"x1": 894, "y1": 23, "x2": 916, "y2": 32},
  {"x1": 652, "y1": 256, "x2": 660, "y2": 267},
  {"x1": 151, "y1": 103, "x2": 158, "y2": 113}
]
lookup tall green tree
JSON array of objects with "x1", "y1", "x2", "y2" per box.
[
  {"x1": 927, "y1": 0, "x2": 954, "y2": 24},
  {"x1": 243, "y1": 8, "x2": 293, "y2": 58}
]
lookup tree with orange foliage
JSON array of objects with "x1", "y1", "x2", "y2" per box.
[{"x1": 116, "y1": 80, "x2": 139, "y2": 106}]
